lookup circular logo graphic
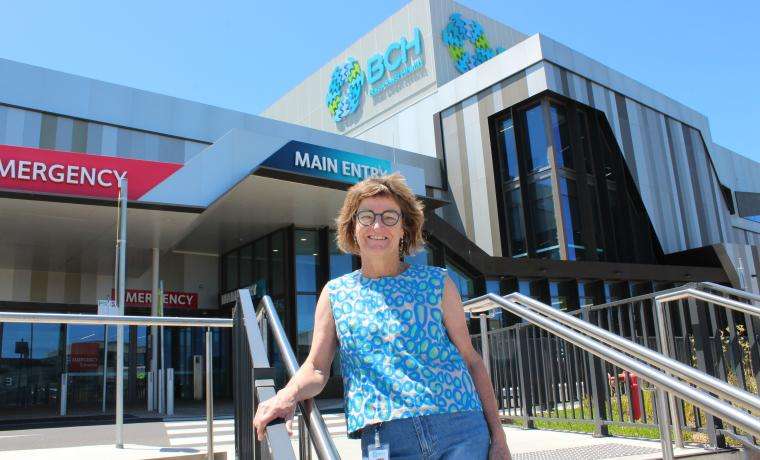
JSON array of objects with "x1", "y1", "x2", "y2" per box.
[
  {"x1": 441, "y1": 13, "x2": 505, "y2": 74},
  {"x1": 326, "y1": 57, "x2": 364, "y2": 122}
]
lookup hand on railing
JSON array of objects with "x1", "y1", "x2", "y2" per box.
[{"x1": 253, "y1": 389, "x2": 297, "y2": 441}]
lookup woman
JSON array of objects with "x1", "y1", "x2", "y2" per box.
[{"x1": 253, "y1": 173, "x2": 512, "y2": 459}]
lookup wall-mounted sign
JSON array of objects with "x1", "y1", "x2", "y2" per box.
[
  {"x1": 441, "y1": 13, "x2": 504, "y2": 74},
  {"x1": 326, "y1": 58, "x2": 365, "y2": 122},
  {"x1": 112, "y1": 289, "x2": 198, "y2": 309},
  {"x1": 0, "y1": 145, "x2": 182, "y2": 200},
  {"x1": 324, "y1": 27, "x2": 426, "y2": 122},
  {"x1": 70, "y1": 343, "x2": 100, "y2": 372},
  {"x1": 97, "y1": 299, "x2": 119, "y2": 316},
  {"x1": 262, "y1": 140, "x2": 391, "y2": 184},
  {"x1": 367, "y1": 27, "x2": 424, "y2": 96}
]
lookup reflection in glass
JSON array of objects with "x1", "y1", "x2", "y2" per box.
[
  {"x1": 239, "y1": 245, "x2": 253, "y2": 288},
  {"x1": 224, "y1": 251, "x2": 238, "y2": 291},
  {"x1": 523, "y1": 104, "x2": 550, "y2": 172},
  {"x1": 504, "y1": 188, "x2": 526, "y2": 257},
  {"x1": 588, "y1": 185, "x2": 605, "y2": 258},
  {"x1": 295, "y1": 230, "x2": 319, "y2": 293},
  {"x1": 296, "y1": 230, "x2": 322, "y2": 364},
  {"x1": 559, "y1": 178, "x2": 586, "y2": 260},
  {"x1": 296, "y1": 294, "x2": 318, "y2": 363},
  {"x1": 549, "y1": 280, "x2": 579, "y2": 311},
  {"x1": 446, "y1": 260, "x2": 474, "y2": 301},
  {"x1": 329, "y1": 231, "x2": 353, "y2": 279},
  {"x1": 550, "y1": 104, "x2": 573, "y2": 169},
  {"x1": 577, "y1": 109, "x2": 594, "y2": 173},
  {"x1": 528, "y1": 178, "x2": 559, "y2": 259},
  {"x1": 271, "y1": 231, "x2": 285, "y2": 297},
  {"x1": 498, "y1": 117, "x2": 520, "y2": 180},
  {"x1": 253, "y1": 239, "x2": 268, "y2": 296},
  {"x1": 0, "y1": 323, "x2": 63, "y2": 417}
]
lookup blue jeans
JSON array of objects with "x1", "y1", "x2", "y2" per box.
[{"x1": 360, "y1": 410, "x2": 491, "y2": 460}]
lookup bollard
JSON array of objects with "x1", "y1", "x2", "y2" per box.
[
  {"x1": 147, "y1": 371, "x2": 154, "y2": 411},
  {"x1": 167, "y1": 368, "x2": 174, "y2": 416},
  {"x1": 60, "y1": 373, "x2": 68, "y2": 416}
]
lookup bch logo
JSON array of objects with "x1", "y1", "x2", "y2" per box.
[
  {"x1": 441, "y1": 13, "x2": 504, "y2": 74},
  {"x1": 326, "y1": 57, "x2": 365, "y2": 122}
]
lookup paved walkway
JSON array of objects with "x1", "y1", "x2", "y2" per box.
[{"x1": 0, "y1": 416, "x2": 735, "y2": 460}]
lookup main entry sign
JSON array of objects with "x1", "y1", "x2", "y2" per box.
[
  {"x1": 0, "y1": 144, "x2": 182, "y2": 200},
  {"x1": 262, "y1": 140, "x2": 392, "y2": 184}
]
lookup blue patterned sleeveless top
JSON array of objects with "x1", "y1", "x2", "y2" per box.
[{"x1": 326, "y1": 264, "x2": 482, "y2": 439}]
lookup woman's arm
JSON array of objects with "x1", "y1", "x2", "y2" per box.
[
  {"x1": 253, "y1": 286, "x2": 338, "y2": 440},
  {"x1": 441, "y1": 275, "x2": 512, "y2": 459}
]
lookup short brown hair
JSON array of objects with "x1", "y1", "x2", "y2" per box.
[{"x1": 335, "y1": 172, "x2": 425, "y2": 257}]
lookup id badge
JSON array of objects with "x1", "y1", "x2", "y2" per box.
[{"x1": 367, "y1": 444, "x2": 390, "y2": 460}]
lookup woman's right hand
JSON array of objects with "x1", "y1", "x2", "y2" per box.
[{"x1": 253, "y1": 390, "x2": 297, "y2": 441}]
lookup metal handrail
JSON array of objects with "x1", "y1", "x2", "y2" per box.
[
  {"x1": 463, "y1": 293, "x2": 760, "y2": 460},
  {"x1": 0, "y1": 311, "x2": 233, "y2": 327},
  {"x1": 487, "y1": 292, "x2": 760, "y2": 414},
  {"x1": 656, "y1": 288, "x2": 760, "y2": 318},
  {"x1": 255, "y1": 295, "x2": 341, "y2": 460},
  {"x1": 699, "y1": 281, "x2": 760, "y2": 304}
]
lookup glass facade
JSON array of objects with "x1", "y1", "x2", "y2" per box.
[
  {"x1": 528, "y1": 177, "x2": 559, "y2": 259},
  {"x1": 523, "y1": 104, "x2": 550, "y2": 172},
  {"x1": 490, "y1": 93, "x2": 662, "y2": 264}
]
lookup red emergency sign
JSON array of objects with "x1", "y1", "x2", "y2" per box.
[
  {"x1": 113, "y1": 289, "x2": 199, "y2": 309},
  {"x1": 0, "y1": 144, "x2": 181, "y2": 200},
  {"x1": 70, "y1": 342, "x2": 100, "y2": 371}
]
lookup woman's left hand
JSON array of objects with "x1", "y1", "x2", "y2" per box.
[{"x1": 489, "y1": 438, "x2": 512, "y2": 460}]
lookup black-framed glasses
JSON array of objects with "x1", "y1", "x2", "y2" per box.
[{"x1": 355, "y1": 209, "x2": 401, "y2": 227}]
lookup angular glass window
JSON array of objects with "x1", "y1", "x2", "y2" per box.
[
  {"x1": 497, "y1": 116, "x2": 520, "y2": 181},
  {"x1": 588, "y1": 184, "x2": 605, "y2": 259},
  {"x1": 559, "y1": 178, "x2": 586, "y2": 260},
  {"x1": 528, "y1": 178, "x2": 559, "y2": 259},
  {"x1": 504, "y1": 187, "x2": 527, "y2": 258},
  {"x1": 550, "y1": 104, "x2": 574, "y2": 169},
  {"x1": 523, "y1": 104, "x2": 550, "y2": 172},
  {"x1": 576, "y1": 109, "x2": 594, "y2": 174}
]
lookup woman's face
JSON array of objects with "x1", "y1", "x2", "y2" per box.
[{"x1": 354, "y1": 195, "x2": 404, "y2": 258}]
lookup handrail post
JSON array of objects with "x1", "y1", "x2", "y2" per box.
[
  {"x1": 479, "y1": 314, "x2": 491, "y2": 377},
  {"x1": 115, "y1": 178, "x2": 127, "y2": 449},
  {"x1": 206, "y1": 327, "x2": 214, "y2": 460},
  {"x1": 582, "y1": 308, "x2": 609, "y2": 437},
  {"x1": 655, "y1": 298, "x2": 684, "y2": 448},
  {"x1": 656, "y1": 387, "x2": 675, "y2": 460},
  {"x1": 515, "y1": 326, "x2": 534, "y2": 429}
]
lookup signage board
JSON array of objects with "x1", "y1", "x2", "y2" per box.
[
  {"x1": 112, "y1": 289, "x2": 198, "y2": 309},
  {"x1": 97, "y1": 299, "x2": 119, "y2": 316},
  {"x1": 325, "y1": 27, "x2": 425, "y2": 121},
  {"x1": 0, "y1": 144, "x2": 182, "y2": 200},
  {"x1": 69, "y1": 342, "x2": 100, "y2": 372},
  {"x1": 262, "y1": 141, "x2": 392, "y2": 184}
]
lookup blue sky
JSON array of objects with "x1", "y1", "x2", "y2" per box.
[{"x1": 1, "y1": 0, "x2": 757, "y2": 161}]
